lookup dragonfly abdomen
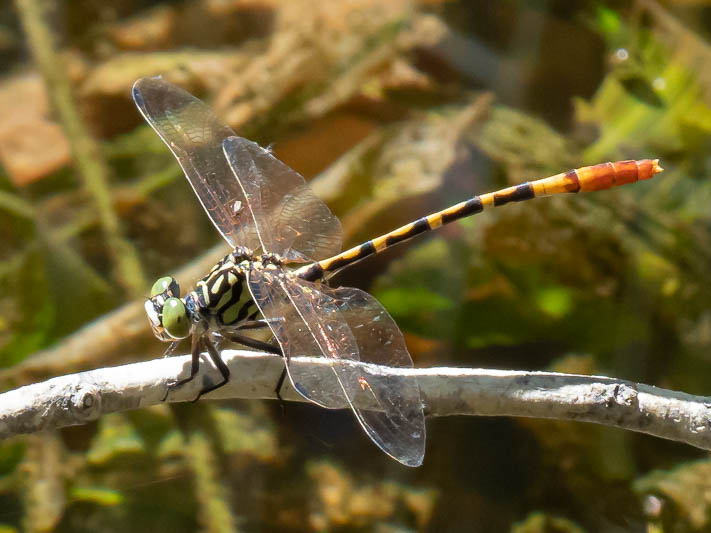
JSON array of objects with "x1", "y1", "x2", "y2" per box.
[{"x1": 297, "y1": 159, "x2": 662, "y2": 281}]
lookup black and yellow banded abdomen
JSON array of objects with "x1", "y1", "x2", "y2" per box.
[{"x1": 296, "y1": 159, "x2": 662, "y2": 281}]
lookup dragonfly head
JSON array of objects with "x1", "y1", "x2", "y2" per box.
[{"x1": 145, "y1": 276, "x2": 192, "y2": 341}]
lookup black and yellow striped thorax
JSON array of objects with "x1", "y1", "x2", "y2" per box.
[{"x1": 187, "y1": 248, "x2": 257, "y2": 328}]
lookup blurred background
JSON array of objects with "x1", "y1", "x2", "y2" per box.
[{"x1": 0, "y1": 0, "x2": 709, "y2": 531}]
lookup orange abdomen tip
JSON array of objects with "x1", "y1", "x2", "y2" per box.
[
  {"x1": 639, "y1": 158, "x2": 664, "y2": 180},
  {"x1": 576, "y1": 159, "x2": 663, "y2": 192}
]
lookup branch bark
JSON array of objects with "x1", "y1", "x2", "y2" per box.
[{"x1": 1, "y1": 350, "x2": 710, "y2": 451}]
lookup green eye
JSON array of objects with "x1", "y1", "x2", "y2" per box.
[
  {"x1": 151, "y1": 276, "x2": 179, "y2": 297},
  {"x1": 162, "y1": 298, "x2": 190, "y2": 339},
  {"x1": 151, "y1": 277, "x2": 172, "y2": 297}
]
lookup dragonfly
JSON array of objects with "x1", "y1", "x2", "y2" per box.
[{"x1": 134, "y1": 76, "x2": 662, "y2": 467}]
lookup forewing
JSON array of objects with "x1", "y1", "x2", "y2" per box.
[
  {"x1": 247, "y1": 268, "x2": 425, "y2": 467},
  {"x1": 223, "y1": 136, "x2": 342, "y2": 262},
  {"x1": 132, "y1": 77, "x2": 259, "y2": 250}
]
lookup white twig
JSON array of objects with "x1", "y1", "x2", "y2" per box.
[{"x1": 1, "y1": 350, "x2": 710, "y2": 450}]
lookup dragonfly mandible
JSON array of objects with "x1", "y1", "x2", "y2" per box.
[{"x1": 134, "y1": 76, "x2": 662, "y2": 467}]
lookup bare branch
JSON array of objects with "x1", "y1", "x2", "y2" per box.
[{"x1": 1, "y1": 350, "x2": 710, "y2": 452}]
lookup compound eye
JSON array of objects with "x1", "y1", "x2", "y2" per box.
[
  {"x1": 162, "y1": 297, "x2": 190, "y2": 339},
  {"x1": 151, "y1": 276, "x2": 180, "y2": 298},
  {"x1": 150, "y1": 276, "x2": 172, "y2": 297}
]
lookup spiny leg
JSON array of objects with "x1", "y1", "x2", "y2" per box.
[
  {"x1": 222, "y1": 330, "x2": 287, "y2": 407},
  {"x1": 263, "y1": 316, "x2": 290, "y2": 404},
  {"x1": 162, "y1": 333, "x2": 202, "y2": 401},
  {"x1": 274, "y1": 367, "x2": 288, "y2": 407},
  {"x1": 163, "y1": 341, "x2": 181, "y2": 357},
  {"x1": 191, "y1": 337, "x2": 231, "y2": 402},
  {"x1": 234, "y1": 320, "x2": 271, "y2": 331},
  {"x1": 222, "y1": 330, "x2": 282, "y2": 355}
]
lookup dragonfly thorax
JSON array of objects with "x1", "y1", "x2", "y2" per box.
[{"x1": 187, "y1": 248, "x2": 266, "y2": 331}]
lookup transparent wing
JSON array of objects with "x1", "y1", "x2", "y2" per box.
[
  {"x1": 132, "y1": 77, "x2": 259, "y2": 250},
  {"x1": 247, "y1": 268, "x2": 425, "y2": 467},
  {"x1": 223, "y1": 136, "x2": 342, "y2": 262}
]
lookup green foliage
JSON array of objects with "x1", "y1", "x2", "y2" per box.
[
  {"x1": 512, "y1": 512, "x2": 586, "y2": 533},
  {"x1": 209, "y1": 406, "x2": 278, "y2": 460},
  {"x1": 533, "y1": 286, "x2": 574, "y2": 319},
  {"x1": 0, "y1": 248, "x2": 55, "y2": 366},
  {"x1": 579, "y1": 11, "x2": 711, "y2": 164},
  {"x1": 635, "y1": 459, "x2": 711, "y2": 532},
  {"x1": 87, "y1": 414, "x2": 147, "y2": 465},
  {"x1": 0, "y1": 440, "x2": 26, "y2": 477},
  {"x1": 68, "y1": 486, "x2": 123, "y2": 507}
]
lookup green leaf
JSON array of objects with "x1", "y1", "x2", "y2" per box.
[
  {"x1": 375, "y1": 286, "x2": 453, "y2": 317},
  {"x1": 87, "y1": 414, "x2": 146, "y2": 464},
  {"x1": 534, "y1": 286, "x2": 574, "y2": 319},
  {"x1": 69, "y1": 486, "x2": 123, "y2": 506}
]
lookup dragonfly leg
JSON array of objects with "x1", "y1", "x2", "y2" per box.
[
  {"x1": 234, "y1": 320, "x2": 271, "y2": 331},
  {"x1": 163, "y1": 341, "x2": 180, "y2": 357},
  {"x1": 191, "y1": 338, "x2": 231, "y2": 402},
  {"x1": 274, "y1": 367, "x2": 288, "y2": 406},
  {"x1": 162, "y1": 338, "x2": 201, "y2": 401},
  {"x1": 222, "y1": 331, "x2": 282, "y2": 355},
  {"x1": 222, "y1": 330, "x2": 287, "y2": 408}
]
